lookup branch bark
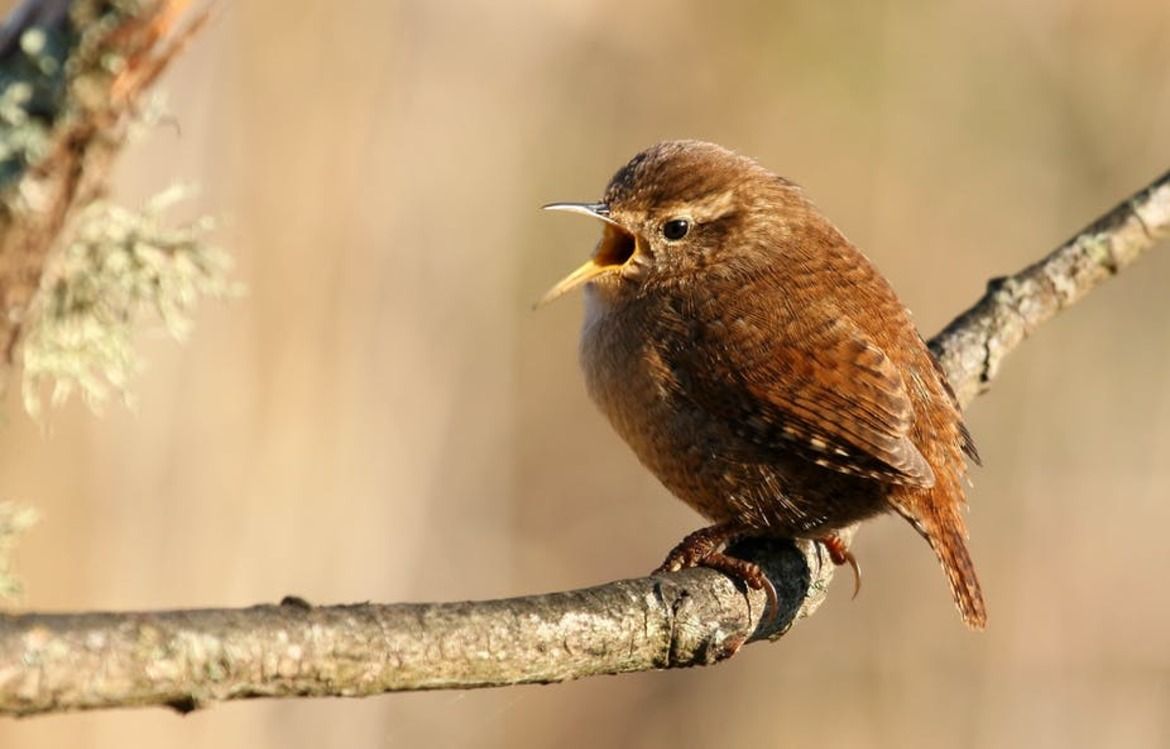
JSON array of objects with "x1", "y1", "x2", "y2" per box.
[
  {"x1": 0, "y1": 539, "x2": 830, "y2": 715},
  {"x1": 930, "y1": 169, "x2": 1170, "y2": 410},
  {"x1": 0, "y1": 167, "x2": 1165, "y2": 716}
]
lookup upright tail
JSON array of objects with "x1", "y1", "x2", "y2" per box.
[{"x1": 924, "y1": 513, "x2": 987, "y2": 630}]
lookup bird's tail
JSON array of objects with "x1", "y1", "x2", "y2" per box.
[{"x1": 922, "y1": 509, "x2": 987, "y2": 630}]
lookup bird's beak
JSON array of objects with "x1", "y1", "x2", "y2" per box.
[
  {"x1": 542, "y1": 201, "x2": 617, "y2": 224},
  {"x1": 537, "y1": 201, "x2": 634, "y2": 308}
]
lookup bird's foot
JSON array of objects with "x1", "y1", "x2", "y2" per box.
[
  {"x1": 818, "y1": 533, "x2": 861, "y2": 599},
  {"x1": 653, "y1": 522, "x2": 779, "y2": 624}
]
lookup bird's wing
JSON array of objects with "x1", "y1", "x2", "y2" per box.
[{"x1": 671, "y1": 290, "x2": 936, "y2": 488}]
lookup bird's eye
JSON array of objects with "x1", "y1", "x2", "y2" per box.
[{"x1": 662, "y1": 218, "x2": 690, "y2": 241}]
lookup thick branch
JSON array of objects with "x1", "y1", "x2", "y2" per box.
[
  {"x1": 0, "y1": 166, "x2": 1165, "y2": 716},
  {"x1": 0, "y1": 539, "x2": 830, "y2": 715}
]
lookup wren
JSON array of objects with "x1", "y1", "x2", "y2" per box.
[{"x1": 540, "y1": 140, "x2": 985, "y2": 629}]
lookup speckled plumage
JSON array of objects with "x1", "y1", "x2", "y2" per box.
[{"x1": 550, "y1": 140, "x2": 985, "y2": 629}]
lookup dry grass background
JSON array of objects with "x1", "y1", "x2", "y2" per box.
[{"x1": 1, "y1": 0, "x2": 1169, "y2": 746}]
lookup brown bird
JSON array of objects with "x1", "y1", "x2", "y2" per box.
[{"x1": 540, "y1": 140, "x2": 986, "y2": 629}]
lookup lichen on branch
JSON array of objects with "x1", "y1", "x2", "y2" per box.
[
  {"x1": 0, "y1": 0, "x2": 221, "y2": 413},
  {"x1": 0, "y1": 501, "x2": 36, "y2": 600},
  {"x1": 21, "y1": 187, "x2": 236, "y2": 413}
]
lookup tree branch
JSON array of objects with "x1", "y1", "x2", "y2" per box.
[
  {"x1": 0, "y1": 167, "x2": 1164, "y2": 716},
  {"x1": 0, "y1": 539, "x2": 831, "y2": 715},
  {"x1": 0, "y1": 0, "x2": 210, "y2": 382},
  {"x1": 930, "y1": 168, "x2": 1170, "y2": 409}
]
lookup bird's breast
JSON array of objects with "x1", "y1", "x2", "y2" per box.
[
  {"x1": 579, "y1": 291, "x2": 668, "y2": 442},
  {"x1": 578, "y1": 290, "x2": 736, "y2": 519}
]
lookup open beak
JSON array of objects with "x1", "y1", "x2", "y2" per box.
[{"x1": 537, "y1": 202, "x2": 634, "y2": 308}]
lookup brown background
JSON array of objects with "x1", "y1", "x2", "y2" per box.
[{"x1": 2, "y1": 1, "x2": 1169, "y2": 747}]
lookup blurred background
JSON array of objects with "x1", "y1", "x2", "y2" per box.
[{"x1": 1, "y1": 0, "x2": 1169, "y2": 746}]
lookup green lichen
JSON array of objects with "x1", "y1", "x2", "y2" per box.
[
  {"x1": 20, "y1": 186, "x2": 240, "y2": 414},
  {"x1": 0, "y1": 500, "x2": 37, "y2": 600}
]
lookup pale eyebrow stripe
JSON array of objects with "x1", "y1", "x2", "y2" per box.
[{"x1": 663, "y1": 188, "x2": 737, "y2": 222}]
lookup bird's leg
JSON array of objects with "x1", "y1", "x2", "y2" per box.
[
  {"x1": 653, "y1": 522, "x2": 779, "y2": 623},
  {"x1": 653, "y1": 522, "x2": 742, "y2": 573},
  {"x1": 818, "y1": 533, "x2": 861, "y2": 599}
]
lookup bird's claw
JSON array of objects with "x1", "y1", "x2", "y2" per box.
[{"x1": 819, "y1": 533, "x2": 862, "y2": 599}]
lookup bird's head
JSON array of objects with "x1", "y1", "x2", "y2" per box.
[{"x1": 538, "y1": 140, "x2": 802, "y2": 307}]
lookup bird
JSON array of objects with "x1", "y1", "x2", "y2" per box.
[{"x1": 538, "y1": 140, "x2": 986, "y2": 629}]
